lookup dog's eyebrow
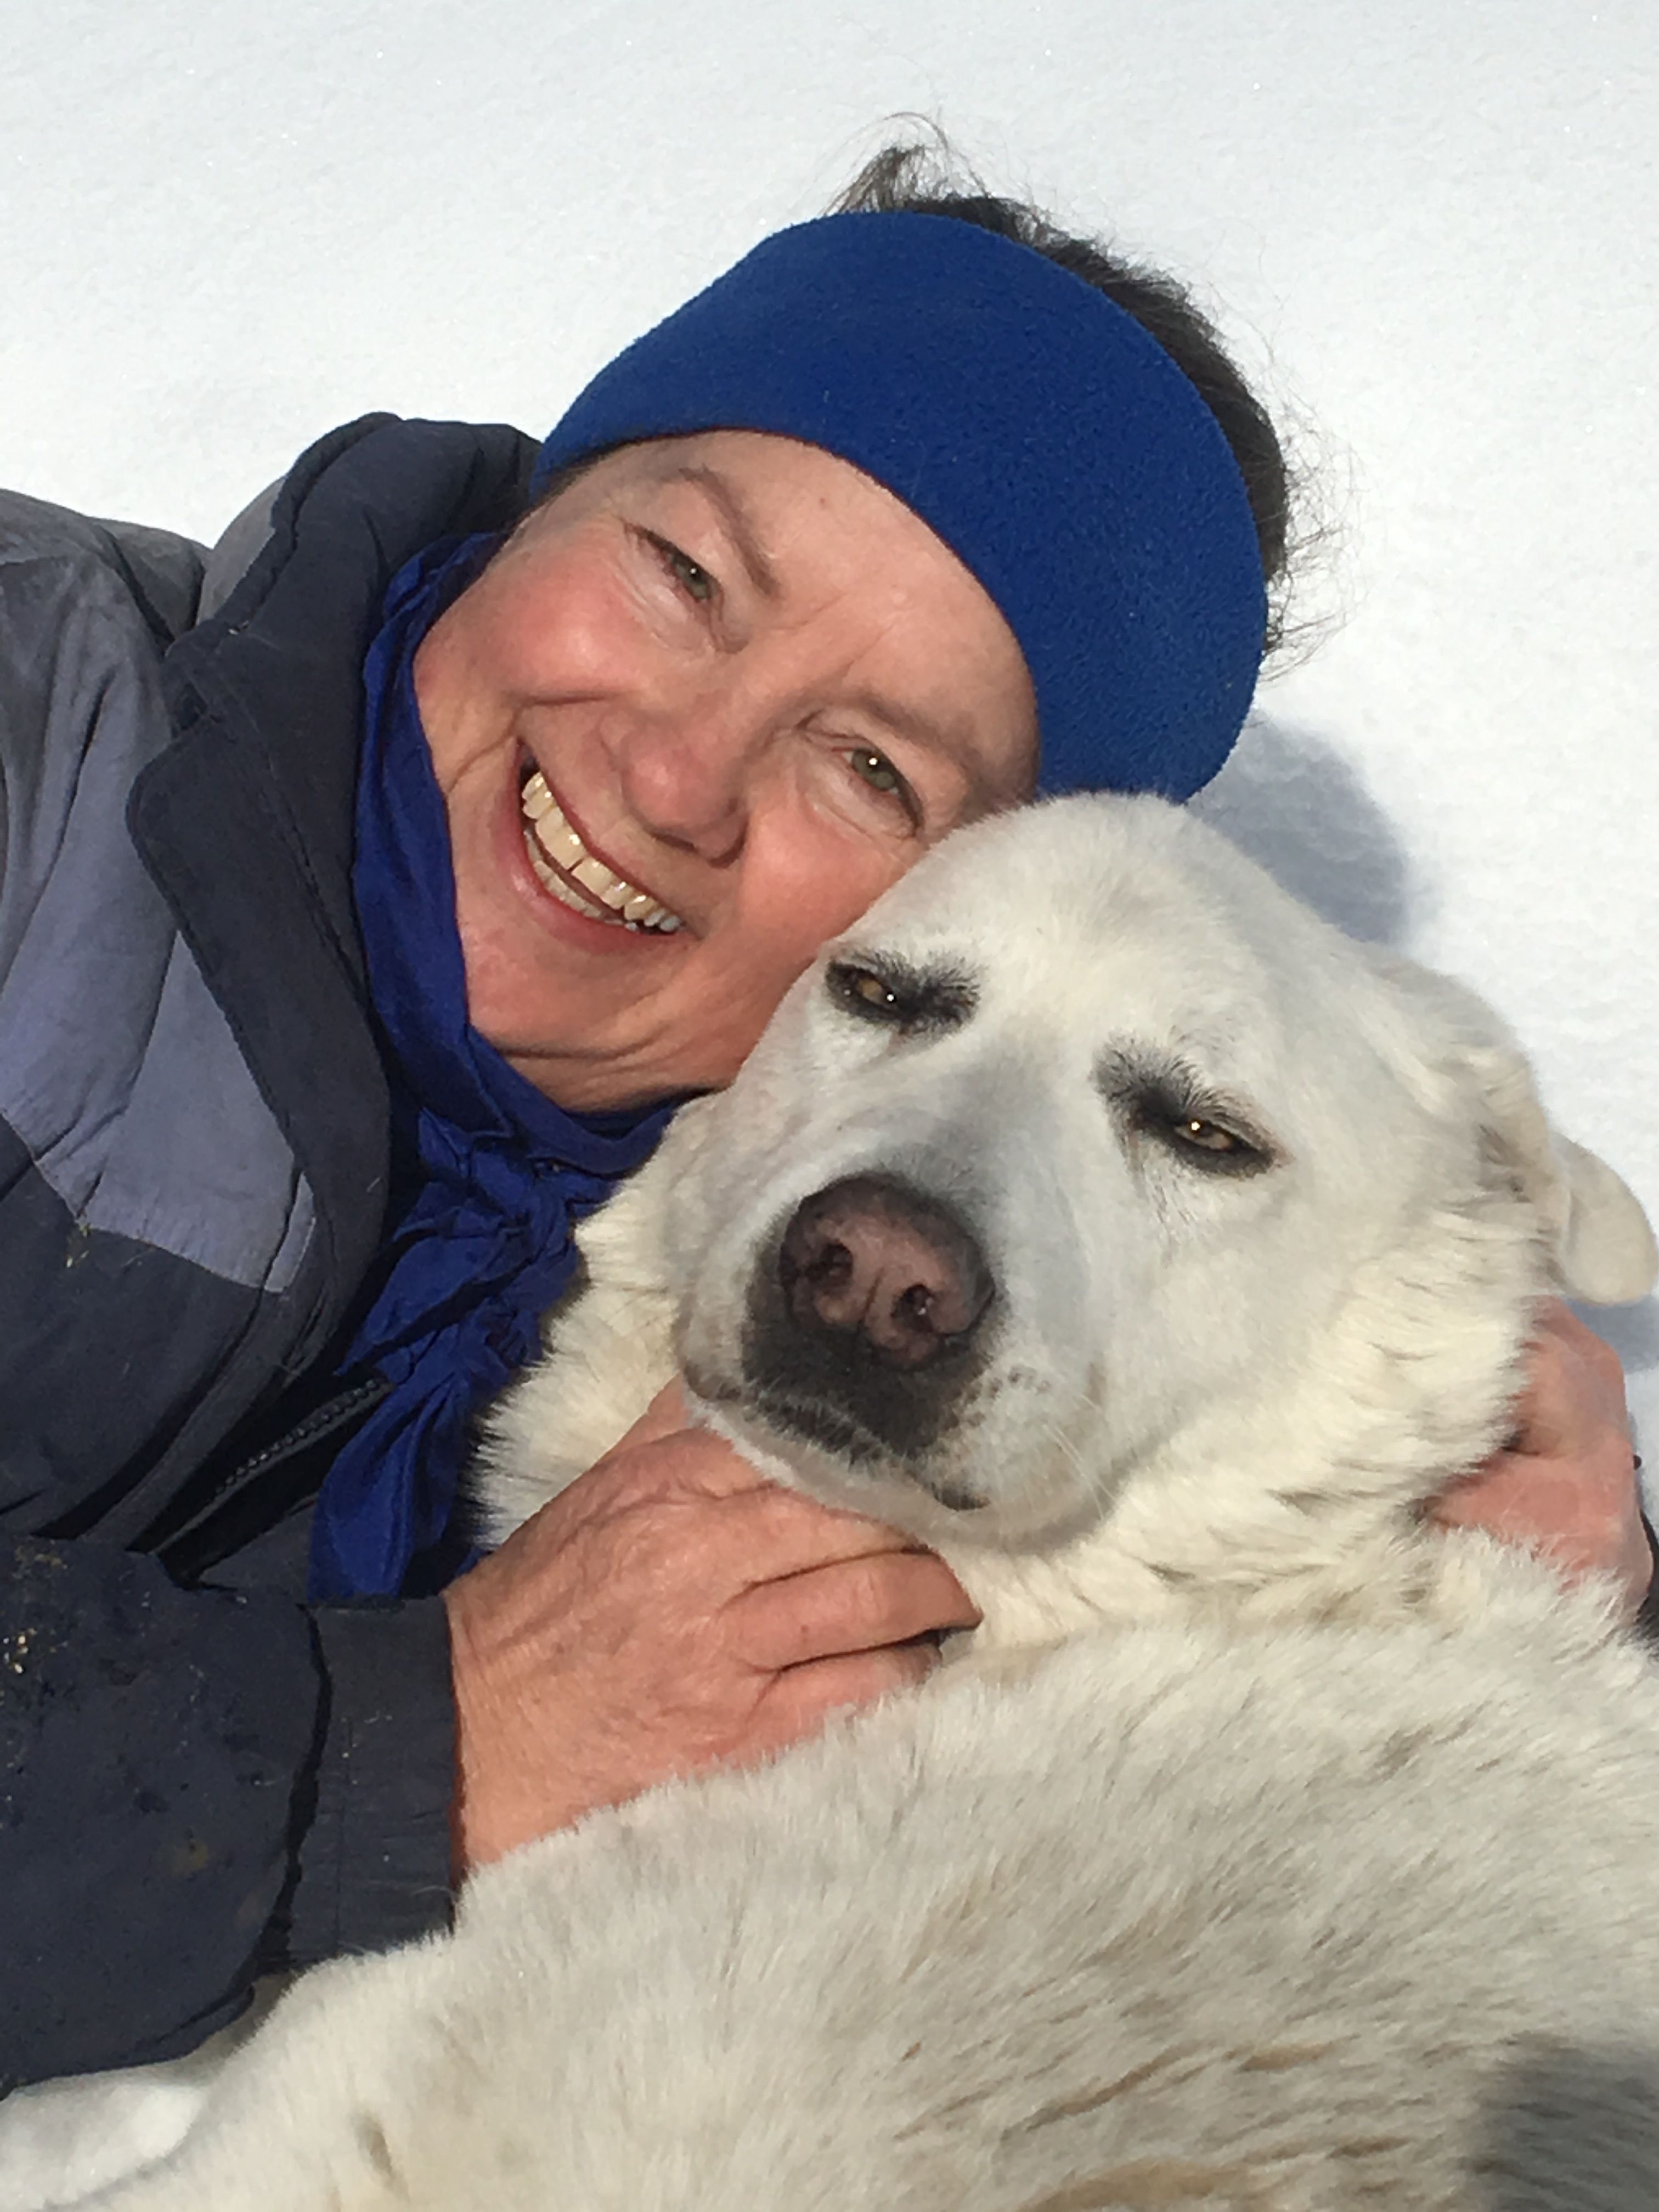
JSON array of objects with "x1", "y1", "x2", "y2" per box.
[
  {"x1": 1094, "y1": 1046, "x2": 1279, "y2": 1165},
  {"x1": 1095, "y1": 1045, "x2": 1215, "y2": 1109}
]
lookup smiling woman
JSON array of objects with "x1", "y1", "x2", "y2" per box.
[
  {"x1": 416, "y1": 432, "x2": 1039, "y2": 1107},
  {"x1": 0, "y1": 139, "x2": 1642, "y2": 2105}
]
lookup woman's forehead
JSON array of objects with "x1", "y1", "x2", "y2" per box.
[{"x1": 541, "y1": 430, "x2": 1040, "y2": 804}]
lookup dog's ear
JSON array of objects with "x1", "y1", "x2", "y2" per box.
[
  {"x1": 1371, "y1": 956, "x2": 1658, "y2": 1307},
  {"x1": 1465, "y1": 1039, "x2": 1657, "y2": 1306},
  {"x1": 1547, "y1": 1136, "x2": 1659, "y2": 1305}
]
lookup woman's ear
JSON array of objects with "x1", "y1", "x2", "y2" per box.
[{"x1": 1369, "y1": 954, "x2": 1658, "y2": 1307}]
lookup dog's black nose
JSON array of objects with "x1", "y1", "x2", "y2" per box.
[{"x1": 778, "y1": 1176, "x2": 994, "y2": 1372}]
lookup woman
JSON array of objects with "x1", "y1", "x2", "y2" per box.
[{"x1": 0, "y1": 150, "x2": 1645, "y2": 2089}]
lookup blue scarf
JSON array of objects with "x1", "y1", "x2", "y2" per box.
[{"x1": 308, "y1": 538, "x2": 675, "y2": 1601}]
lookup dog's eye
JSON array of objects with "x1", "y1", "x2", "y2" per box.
[
  {"x1": 835, "y1": 965, "x2": 904, "y2": 1017},
  {"x1": 1099, "y1": 1056, "x2": 1278, "y2": 1180},
  {"x1": 1156, "y1": 1111, "x2": 1272, "y2": 1176},
  {"x1": 826, "y1": 960, "x2": 977, "y2": 1035},
  {"x1": 1173, "y1": 1117, "x2": 1244, "y2": 1154}
]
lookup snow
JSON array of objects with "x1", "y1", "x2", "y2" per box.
[{"x1": 5, "y1": 0, "x2": 1655, "y2": 1440}]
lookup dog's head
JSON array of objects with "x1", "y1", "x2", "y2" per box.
[{"x1": 661, "y1": 796, "x2": 1654, "y2": 1562}]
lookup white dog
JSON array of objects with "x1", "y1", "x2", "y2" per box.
[{"x1": 13, "y1": 792, "x2": 1659, "y2": 2211}]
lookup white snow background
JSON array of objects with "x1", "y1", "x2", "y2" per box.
[{"x1": 5, "y1": 0, "x2": 1656, "y2": 1443}]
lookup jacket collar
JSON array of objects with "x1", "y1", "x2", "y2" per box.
[{"x1": 128, "y1": 414, "x2": 539, "y2": 1363}]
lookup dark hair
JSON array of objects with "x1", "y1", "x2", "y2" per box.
[{"x1": 831, "y1": 140, "x2": 1296, "y2": 659}]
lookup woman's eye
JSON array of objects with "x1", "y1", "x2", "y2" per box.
[
  {"x1": 644, "y1": 532, "x2": 716, "y2": 605},
  {"x1": 850, "y1": 747, "x2": 900, "y2": 793},
  {"x1": 846, "y1": 747, "x2": 917, "y2": 821}
]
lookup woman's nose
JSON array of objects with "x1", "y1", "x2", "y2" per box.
[{"x1": 616, "y1": 695, "x2": 760, "y2": 864}]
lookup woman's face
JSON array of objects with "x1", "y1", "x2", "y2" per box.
[{"x1": 414, "y1": 430, "x2": 1039, "y2": 1110}]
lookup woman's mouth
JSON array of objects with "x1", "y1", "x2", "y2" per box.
[{"x1": 519, "y1": 769, "x2": 682, "y2": 934}]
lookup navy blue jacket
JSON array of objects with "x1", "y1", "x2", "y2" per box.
[{"x1": 0, "y1": 415, "x2": 537, "y2": 2085}]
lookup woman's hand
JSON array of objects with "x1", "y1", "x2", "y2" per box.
[
  {"x1": 1429, "y1": 1301, "x2": 1649, "y2": 1617},
  {"x1": 443, "y1": 1384, "x2": 979, "y2": 1875}
]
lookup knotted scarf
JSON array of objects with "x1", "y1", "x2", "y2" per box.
[{"x1": 308, "y1": 537, "x2": 674, "y2": 1601}]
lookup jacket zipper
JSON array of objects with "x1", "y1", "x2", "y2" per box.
[{"x1": 146, "y1": 1373, "x2": 392, "y2": 1576}]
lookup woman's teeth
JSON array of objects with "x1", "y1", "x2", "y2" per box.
[{"x1": 520, "y1": 770, "x2": 682, "y2": 934}]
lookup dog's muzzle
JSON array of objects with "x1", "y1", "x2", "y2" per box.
[{"x1": 740, "y1": 1175, "x2": 996, "y2": 1477}]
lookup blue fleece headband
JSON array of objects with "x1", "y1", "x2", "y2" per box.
[{"x1": 533, "y1": 212, "x2": 1266, "y2": 799}]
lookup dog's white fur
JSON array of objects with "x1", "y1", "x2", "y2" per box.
[{"x1": 12, "y1": 793, "x2": 1659, "y2": 2211}]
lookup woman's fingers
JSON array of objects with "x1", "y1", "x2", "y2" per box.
[
  {"x1": 710, "y1": 1480, "x2": 931, "y2": 1587},
  {"x1": 444, "y1": 1412, "x2": 979, "y2": 1871},
  {"x1": 727, "y1": 1548, "x2": 980, "y2": 1671},
  {"x1": 560, "y1": 1425, "x2": 930, "y2": 1586},
  {"x1": 1492, "y1": 1300, "x2": 1629, "y2": 1461},
  {"x1": 753, "y1": 1640, "x2": 945, "y2": 1751},
  {"x1": 1430, "y1": 1299, "x2": 1648, "y2": 1613}
]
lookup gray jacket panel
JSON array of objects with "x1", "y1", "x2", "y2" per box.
[
  {"x1": 1, "y1": 419, "x2": 536, "y2": 2083},
  {"x1": 0, "y1": 493, "x2": 316, "y2": 1513}
]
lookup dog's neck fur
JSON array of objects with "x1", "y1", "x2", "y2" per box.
[{"x1": 477, "y1": 1134, "x2": 1558, "y2": 1656}]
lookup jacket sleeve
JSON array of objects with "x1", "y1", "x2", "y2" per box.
[
  {"x1": 285, "y1": 1599, "x2": 456, "y2": 1973},
  {"x1": 0, "y1": 442, "x2": 538, "y2": 2085},
  {"x1": 0, "y1": 1531, "x2": 454, "y2": 2089}
]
